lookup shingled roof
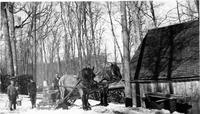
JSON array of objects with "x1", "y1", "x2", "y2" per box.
[{"x1": 130, "y1": 20, "x2": 199, "y2": 82}]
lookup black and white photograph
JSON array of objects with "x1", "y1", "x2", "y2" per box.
[{"x1": 0, "y1": 0, "x2": 199, "y2": 114}]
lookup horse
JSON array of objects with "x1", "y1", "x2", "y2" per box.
[
  {"x1": 58, "y1": 67, "x2": 96, "y2": 110},
  {"x1": 94, "y1": 63, "x2": 122, "y2": 106}
]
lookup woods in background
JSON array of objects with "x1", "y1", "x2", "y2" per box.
[{"x1": 0, "y1": 0, "x2": 199, "y2": 91}]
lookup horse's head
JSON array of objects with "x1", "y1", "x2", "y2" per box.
[
  {"x1": 81, "y1": 67, "x2": 96, "y2": 82},
  {"x1": 110, "y1": 63, "x2": 122, "y2": 82},
  {"x1": 95, "y1": 63, "x2": 122, "y2": 83}
]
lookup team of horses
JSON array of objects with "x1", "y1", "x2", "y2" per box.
[{"x1": 58, "y1": 63, "x2": 122, "y2": 110}]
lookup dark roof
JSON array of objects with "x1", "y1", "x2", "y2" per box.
[{"x1": 130, "y1": 20, "x2": 199, "y2": 81}]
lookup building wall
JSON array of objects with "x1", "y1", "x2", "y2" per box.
[{"x1": 133, "y1": 81, "x2": 200, "y2": 110}]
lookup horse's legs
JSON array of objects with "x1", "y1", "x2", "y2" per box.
[
  {"x1": 100, "y1": 87, "x2": 109, "y2": 106},
  {"x1": 100, "y1": 89, "x2": 104, "y2": 105},
  {"x1": 103, "y1": 87, "x2": 108, "y2": 106},
  {"x1": 87, "y1": 94, "x2": 91, "y2": 107},
  {"x1": 86, "y1": 92, "x2": 91, "y2": 110},
  {"x1": 79, "y1": 89, "x2": 91, "y2": 110},
  {"x1": 79, "y1": 89, "x2": 86, "y2": 109},
  {"x1": 59, "y1": 87, "x2": 65, "y2": 100}
]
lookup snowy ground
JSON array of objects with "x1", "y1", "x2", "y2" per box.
[{"x1": 0, "y1": 94, "x2": 182, "y2": 114}]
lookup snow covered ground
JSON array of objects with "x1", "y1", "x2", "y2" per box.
[{"x1": 0, "y1": 94, "x2": 182, "y2": 114}]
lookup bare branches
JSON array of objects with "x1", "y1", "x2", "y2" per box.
[
  {"x1": 2, "y1": 1, "x2": 198, "y2": 87},
  {"x1": 15, "y1": 12, "x2": 32, "y2": 28},
  {"x1": 149, "y1": 1, "x2": 157, "y2": 27},
  {"x1": 157, "y1": 7, "x2": 176, "y2": 26},
  {"x1": 106, "y1": 2, "x2": 123, "y2": 62}
]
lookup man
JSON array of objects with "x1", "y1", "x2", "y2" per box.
[
  {"x1": 7, "y1": 80, "x2": 18, "y2": 111},
  {"x1": 28, "y1": 79, "x2": 37, "y2": 108},
  {"x1": 53, "y1": 73, "x2": 61, "y2": 100},
  {"x1": 53, "y1": 73, "x2": 60, "y2": 90}
]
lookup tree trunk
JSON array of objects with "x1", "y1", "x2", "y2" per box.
[
  {"x1": 121, "y1": 1, "x2": 132, "y2": 107},
  {"x1": 88, "y1": 2, "x2": 97, "y2": 68},
  {"x1": 40, "y1": 45, "x2": 44, "y2": 81},
  {"x1": 176, "y1": 0, "x2": 181, "y2": 23},
  {"x1": 104, "y1": 44, "x2": 107, "y2": 66},
  {"x1": 1, "y1": 2, "x2": 15, "y2": 76},
  {"x1": 194, "y1": 0, "x2": 199, "y2": 17},
  {"x1": 42, "y1": 41, "x2": 48, "y2": 80},
  {"x1": 107, "y1": 2, "x2": 116, "y2": 62},
  {"x1": 57, "y1": 47, "x2": 61, "y2": 75},
  {"x1": 82, "y1": 2, "x2": 90, "y2": 65},
  {"x1": 72, "y1": 37, "x2": 76, "y2": 74},
  {"x1": 32, "y1": 2, "x2": 37, "y2": 82},
  {"x1": 8, "y1": 3, "x2": 18, "y2": 76},
  {"x1": 17, "y1": 17, "x2": 23, "y2": 75},
  {"x1": 149, "y1": 1, "x2": 157, "y2": 27},
  {"x1": 60, "y1": 2, "x2": 70, "y2": 73},
  {"x1": 77, "y1": 2, "x2": 83, "y2": 70},
  {"x1": 106, "y1": 2, "x2": 123, "y2": 63},
  {"x1": 5, "y1": 45, "x2": 8, "y2": 74}
]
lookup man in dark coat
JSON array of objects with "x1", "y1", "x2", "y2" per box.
[
  {"x1": 28, "y1": 79, "x2": 37, "y2": 108},
  {"x1": 53, "y1": 73, "x2": 61, "y2": 100},
  {"x1": 7, "y1": 80, "x2": 18, "y2": 111},
  {"x1": 53, "y1": 73, "x2": 60, "y2": 90}
]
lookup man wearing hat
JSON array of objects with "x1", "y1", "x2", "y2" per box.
[
  {"x1": 28, "y1": 79, "x2": 37, "y2": 108},
  {"x1": 7, "y1": 80, "x2": 18, "y2": 111}
]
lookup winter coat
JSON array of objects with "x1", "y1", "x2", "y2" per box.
[
  {"x1": 53, "y1": 77, "x2": 60, "y2": 89},
  {"x1": 7, "y1": 85, "x2": 18, "y2": 101},
  {"x1": 28, "y1": 82, "x2": 37, "y2": 96}
]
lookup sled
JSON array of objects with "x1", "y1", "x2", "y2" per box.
[
  {"x1": 37, "y1": 89, "x2": 59, "y2": 109},
  {"x1": 54, "y1": 80, "x2": 112, "y2": 109}
]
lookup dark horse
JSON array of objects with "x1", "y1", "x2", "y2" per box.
[
  {"x1": 58, "y1": 67, "x2": 96, "y2": 110},
  {"x1": 94, "y1": 63, "x2": 122, "y2": 106}
]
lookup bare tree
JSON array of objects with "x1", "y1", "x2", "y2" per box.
[
  {"x1": 106, "y1": 2, "x2": 123, "y2": 63},
  {"x1": 121, "y1": 1, "x2": 132, "y2": 107},
  {"x1": 60, "y1": 2, "x2": 71, "y2": 73},
  {"x1": 149, "y1": 1, "x2": 157, "y2": 27},
  {"x1": 106, "y1": 2, "x2": 116, "y2": 62},
  {"x1": 51, "y1": 27, "x2": 61, "y2": 75},
  {"x1": 76, "y1": 2, "x2": 83, "y2": 70},
  {"x1": 1, "y1": 2, "x2": 15, "y2": 76},
  {"x1": 82, "y1": 2, "x2": 90, "y2": 65},
  {"x1": 88, "y1": 2, "x2": 97, "y2": 68},
  {"x1": 7, "y1": 3, "x2": 18, "y2": 76},
  {"x1": 176, "y1": 0, "x2": 182, "y2": 23},
  {"x1": 32, "y1": 2, "x2": 37, "y2": 82},
  {"x1": 194, "y1": 0, "x2": 199, "y2": 15}
]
